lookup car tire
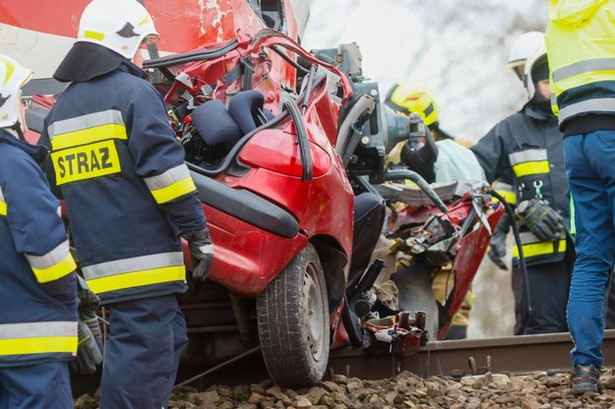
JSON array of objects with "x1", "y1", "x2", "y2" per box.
[{"x1": 256, "y1": 243, "x2": 330, "y2": 387}]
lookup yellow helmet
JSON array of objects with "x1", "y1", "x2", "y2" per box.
[{"x1": 384, "y1": 81, "x2": 439, "y2": 126}]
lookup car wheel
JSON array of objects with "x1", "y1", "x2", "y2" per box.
[{"x1": 257, "y1": 243, "x2": 330, "y2": 387}]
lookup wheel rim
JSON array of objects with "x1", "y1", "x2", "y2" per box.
[{"x1": 303, "y1": 262, "x2": 326, "y2": 362}]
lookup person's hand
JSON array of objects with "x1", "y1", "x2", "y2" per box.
[
  {"x1": 487, "y1": 228, "x2": 508, "y2": 270},
  {"x1": 487, "y1": 214, "x2": 510, "y2": 270},
  {"x1": 516, "y1": 199, "x2": 564, "y2": 241},
  {"x1": 182, "y1": 227, "x2": 214, "y2": 283},
  {"x1": 70, "y1": 319, "x2": 103, "y2": 375},
  {"x1": 76, "y1": 276, "x2": 103, "y2": 352}
]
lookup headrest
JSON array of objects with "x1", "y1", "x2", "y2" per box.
[
  {"x1": 191, "y1": 100, "x2": 242, "y2": 148},
  {"x1": 228, "y1": 90, "x2": 273, "y2": 134}
]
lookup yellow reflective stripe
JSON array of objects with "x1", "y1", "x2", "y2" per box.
[
  {"x1": 552, "y1": 58, "x2": 615, "y2": 82},
  {"x1": 509, "y1": 149, "x2": 547, "y2": 164},
  {"x1": 144, "y1": 164, "x2": 197, "y2": 204},
  {"x1": 83, "y1": 252, "x2": 183, "y2": 279},
  {"x1": 495, "y1": 190, "x2": 517, "y2": 205},
  {"x1": 512, "y1": 161, "x2": 550, "y2": 177},
  {"x1": 0, "y1": 336, "x2": 77, "y2": 355},
  {"x1": 559, "y1": 98, "x2": 615, "y2": 122},
  {"x1": 150, "y1": 177, "x2": 197, "y2": 204},
  {"x1": 51, "y1": 123, "x2": 127, "y2": 150},
  {"x1": 48, "y1": 110, "x2": 124, "y2": 138},
  {"x1": 26, "y1": 240, "x2": 71, "y2": 269},
  {"x1": 0, "y1": 187, "x2": 5, "y2": 216},
  {"x1": 83, "y1": 30, "x2": 105, "y2": 41},
  {"x1": 553, "y1": 70, "x2": 615, "y2": 97},
  {"x1": 512, "y1": 239, "x2": 567, "y2": 258},
  {"x1": 31, "y1": 253, "x2": 76, "y2": 284},
  {"x1": 86, "y1": 265, "x2": 186, "y2": 294},
  {"x1": 551, "y1": 93, "x2": 560, "y2": 117}
]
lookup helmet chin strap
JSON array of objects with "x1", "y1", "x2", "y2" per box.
[{"x1": 10, "y1": 122, "x2": 26, "y2": 141}]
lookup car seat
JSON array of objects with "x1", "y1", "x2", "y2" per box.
[{"x1": 191, "y1": 90, "x2": 273, "y2": 164}]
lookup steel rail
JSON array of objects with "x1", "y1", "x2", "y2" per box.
[{"x1": 328, "y1": 329, "x2": 615, "y2": 380}]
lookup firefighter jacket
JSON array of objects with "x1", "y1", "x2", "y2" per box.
[
  {"x1": 39, "y1": 61, "x2": 206, "y2": 305},
  {"x1": 546, "y1": 0, "x2": 615, "y2": 134},
  {"x1": 471, "y1": 102, "x2": 569, "y2": 267},
  {"x1": 0, "y1": 130, "x2": 78, "y2": 367}
]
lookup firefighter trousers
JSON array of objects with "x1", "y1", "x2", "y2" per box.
[
  {"x1": 100, "y1": 294, "x2": 188, "y2": 409},
  {"x1": 512, "y1": 245, "x2": 572, "y2": 335},
  {"x1": 0, "y1": 361, "x2": 72, "y2": 409}
]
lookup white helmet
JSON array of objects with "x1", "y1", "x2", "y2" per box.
[
  {"x1": 0, "y1": 54, "x2": 33, "y2": 129},
  {"x1": 77, "y1": 0, "x2": 158, "y2": 59},
  {"x1": 507, "y1": 31, "x2": 545, "y2": 82},
  {"x1": 525, "y1": 41, "x2": 548, "y2": 100}
]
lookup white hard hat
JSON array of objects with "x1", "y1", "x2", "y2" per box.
[
  {"x1": 525, "y1": 41, "x2": 548, "y2": 100},
  {"x1": 77, "y1": 0, "x2": 158, "y2": 59},
  {"x1": 507, "y1": 31, "x2": 545, "y2": 70},
  {"x1": 0, "y1": 54, "x2": 33, "y2": 129}
]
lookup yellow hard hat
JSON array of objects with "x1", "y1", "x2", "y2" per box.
[{"x1": 384, "y1": 80, "x2": 439, "y2": 126}]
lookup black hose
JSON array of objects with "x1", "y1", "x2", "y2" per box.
[
  {"x1": 143, "y1": 39, "x2": 240, "y2": 68},
  {"x1": 301, "y1": 64, "x2": 316, "y2": 114},
  {"x1": 489, "y1": 190, "x2": 533, "y2": 322},
  {"x1": 312, "y1": 51, "x2": 337, "y2": 66},
  {"x1": 271, "y1": 45, "x2": 310, "y2": 77}
]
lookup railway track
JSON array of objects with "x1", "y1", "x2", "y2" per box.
[
  {"x1": 72, "y1": 329, "x2": 615, "y2": 397},
  {"x1": 328, "y1": 329, "x2": 615, "y2": 380}
]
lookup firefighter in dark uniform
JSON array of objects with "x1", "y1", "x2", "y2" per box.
[
  {"x1": 472, "y1": 45, "x2": 572, "y2": 335},
  {"x1": 0, "y1": 54, "x2": 78, "y2": 408},
  {"x1": 39, "y1": 1, "x2": 214, "y2": 407},
  {"x1": 486, "y1": 31, "x2": 546, "y2": 272}
]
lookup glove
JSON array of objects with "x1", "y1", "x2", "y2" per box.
[
  {"x1": 516, "y1": 199, "x2": 565, "y2": 242},
  {"x1": 488, "y1": 230, "x2": 508, "y2": 270},
  {"x1": 182, "y1": 227, "x2": 214, "y2": 283},
  {"x1": 70, "y1": 319, "x2": 103, "y2": 375},
  {"x1": 487, "y1": 214, "x2": 510, "y2": 270},
  {"x1": 76, "y1": 276, "x2": 103, "y2": 352}
]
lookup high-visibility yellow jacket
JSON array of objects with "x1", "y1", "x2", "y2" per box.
[{"x1": 546, "y1": 0, "x2": 615, "y2": 130}]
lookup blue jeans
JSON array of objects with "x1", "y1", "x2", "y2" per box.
[
  {"x1": 564, "y1": 130, "x2": 615, "y2": 368},
  {"x1": 100, "y1": 295, "x2": 188, "y2": 409}
]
